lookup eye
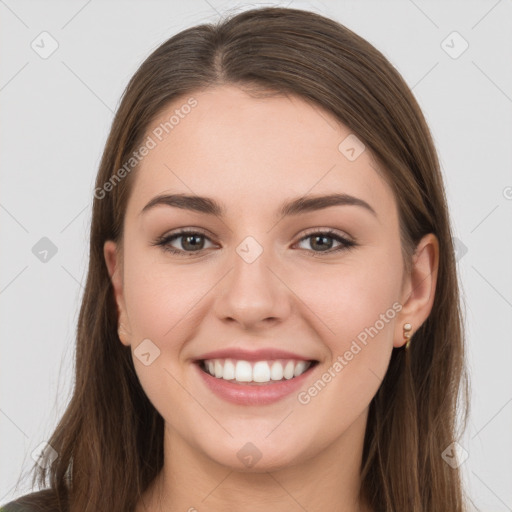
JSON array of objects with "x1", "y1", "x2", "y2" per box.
[
  {"x1": 152, "y1": 228, "x2": 357, "y2": 257},
  {"x1": 295, "y1": 229, "x2": 356, "y2": 255},
  {"x1": 152, "y1": 229, "x2": 216, "y2": 255}
]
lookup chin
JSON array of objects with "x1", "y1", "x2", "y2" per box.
[{"x1": 199, "y1": 435, "x2": 309, "y2": 473}]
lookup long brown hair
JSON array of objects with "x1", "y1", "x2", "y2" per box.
[{"x1": 20, "y1": 6, "x2": 470, "y2": 511}]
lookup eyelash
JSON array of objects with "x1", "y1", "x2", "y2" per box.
[{"x1": 151, "y1": 228, "x2": 357, "y2": 257}]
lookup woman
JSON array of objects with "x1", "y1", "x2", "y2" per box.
[{"x1": 2, "y1": 6, "x2": 470, "y2": 512}]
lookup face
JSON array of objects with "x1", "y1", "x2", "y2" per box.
[{"x1": 104, "y1": 84, "x2": 435, "y2": 472}]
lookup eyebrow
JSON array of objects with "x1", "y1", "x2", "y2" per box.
[{"x1": 140, "y1": 192, "x2": 377, "y2": 218}]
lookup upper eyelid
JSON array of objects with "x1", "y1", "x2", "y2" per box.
[{"x1": 298, "y1": 227, "x2": 353, "y2": 241}]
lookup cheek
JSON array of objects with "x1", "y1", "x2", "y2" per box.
[
  {"x1": 121, "y1": 251, "x2": 212, "y2": 414},
  {"x1": 287, "y1": 248, "x2": 402, "y2": 411},
  {"x1": 123, "y1": 249, "x2": 211, "y2": 342},
  {"x1": 289, "y1": 251, "x2": 402, "y2": 345},
  {"x1": 291, "y1": 259, "x2": 401, "y2": 424}
]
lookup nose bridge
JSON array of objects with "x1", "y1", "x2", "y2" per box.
[{"x1": 214, "y1": 233, "x2": 291, "y2": 327}]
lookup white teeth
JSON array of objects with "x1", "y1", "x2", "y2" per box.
[
  {"x1": 214, "y1": 360, "x2": 223, "y2": 378},
  {"x1": 270, "y1": 361, "x2": 283, "y2": 381},
  {"x1": 253, "y1": 361, "x2": 271, "y2": 382},
  {"x1": 294, "y1": 361, "x2": 308, "y2": 377},
  {"x1": 222, "y1": 359, "x2": 235, "y2": 380},
  {"x1": 283, "y1": 361, "x2": 295, "y2": 379},
  {"x1": 235, "y1": 360, "x2": 252, "y2": 382},
  {"x1": 202, "y1": 358, "x2": 313, "y2": 383}
]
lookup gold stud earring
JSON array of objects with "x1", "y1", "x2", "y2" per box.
[{"x1": 403, "y1": 322, "x2": 412, "y2": 350}]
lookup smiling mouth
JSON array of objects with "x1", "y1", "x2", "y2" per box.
[{"x1": 197, "y1": 358, "x2": 319, "y2": 385}]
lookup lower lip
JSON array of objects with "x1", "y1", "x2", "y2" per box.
[{"x1": 195, "y1": 362, "x2": 317, "y2": 406}]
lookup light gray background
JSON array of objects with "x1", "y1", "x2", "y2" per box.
[{"x1": 1, "y1": 0, "x2": 511, "y2": 510}]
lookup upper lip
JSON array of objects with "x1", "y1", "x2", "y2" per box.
[{"x1": 194, "y1": 348, "x2": 317, "y2": 362}]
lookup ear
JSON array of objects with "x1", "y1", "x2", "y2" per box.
[
  {"x1": 104, "y1": 240, "x2": 132, "y2": 346},
  {"x1": 394, "y1": 233, "x2": 439, "y2": 348}
]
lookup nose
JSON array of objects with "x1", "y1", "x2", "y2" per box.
[{"x1": 212, "y1": 240, "x2": 293, "y2": 331}]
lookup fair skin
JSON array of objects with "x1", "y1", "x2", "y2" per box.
[{"x1": 104, "y1": 85, "x2": 438, "y2": 512}]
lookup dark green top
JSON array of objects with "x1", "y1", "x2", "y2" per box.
[{"x1": 0, "y1": 490, "x2": 66, "y2": 512}]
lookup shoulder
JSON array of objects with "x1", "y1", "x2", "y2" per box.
[{"x1": 0, "y1": 489, "x2": 67, "y2": 512}]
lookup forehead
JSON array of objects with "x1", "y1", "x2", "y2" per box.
[{"x1": 126, "y1": 85, "x2": 396, "y2": 220}]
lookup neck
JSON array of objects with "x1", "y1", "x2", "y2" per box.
[{"x1": 139, "y1": 409, "x2": 371, "y2": 512}]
